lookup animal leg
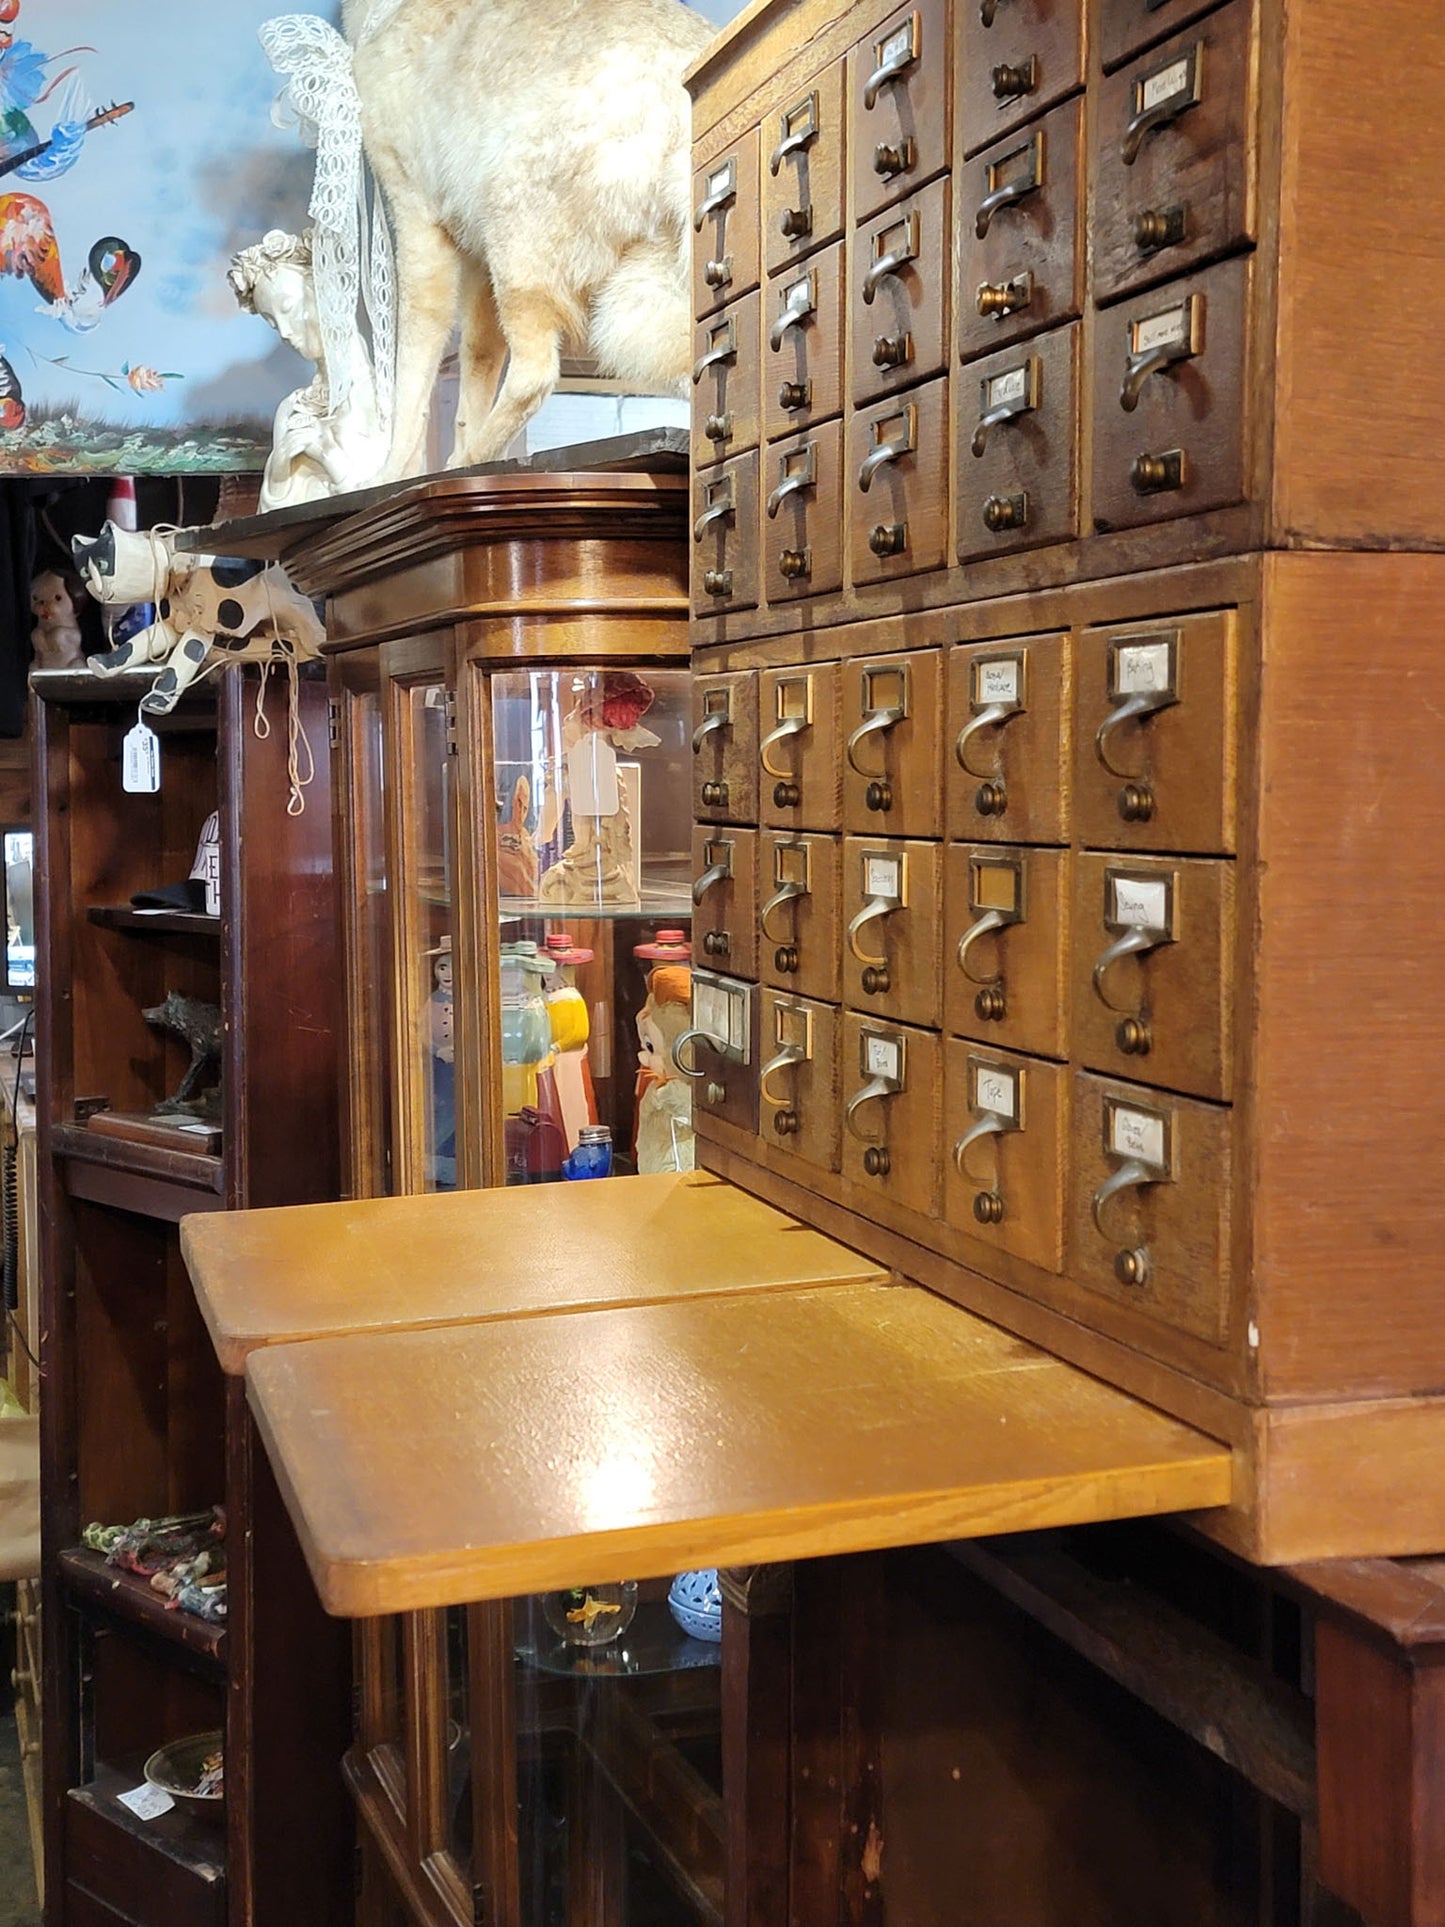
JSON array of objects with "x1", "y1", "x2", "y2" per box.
[
  {"x1": 139, "y1": 632, "x2": 210, "y2": 718},
  {"x1": 448, "y1": 263, "x2": 507, "y2": 470},
  {"x1": 376, "y1": 193, "x2": 462, "y2": 482},
  {"x1": 460, "y1": 289, "x2": 566, "y2": 466}
]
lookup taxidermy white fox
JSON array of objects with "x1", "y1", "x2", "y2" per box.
[{"x1": 342, "y1": 0, "x2": 715, "y2": 478}]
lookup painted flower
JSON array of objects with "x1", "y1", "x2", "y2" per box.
[{"x1": 124, "y1": 363, "x2": 165, "y2": 393}]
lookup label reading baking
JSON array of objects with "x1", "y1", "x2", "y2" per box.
[
  {"x1": 1111, "y1": 1103, "x2": 1167, "y2": 1169},
  {"x1": 975, "y1": 1064, "x2": 1018, "y2": 1122},
  {"x1": 865, "y1": 1033, "x2": 902, "y2": 1081},
  {"x1": 122, "y1": 723, "x2": 161, "y2": 794},
  {"x1": 865, "y1": 853, "x2": 902, "y2": 899},
  {"x1": 1132, "y1": 303, "x2": 1191, "y2": 355},
  {"x1": 879, "y1": 21, "x2": 916, "y2": 68},
  {"x1": 1114, "y1": 637, "x2": 1174, "y2": 695},
  {"x1": 1141, "y1": 54, "x2": 1192, "y2": 114},
  {"x1": 1111, "y1": 873, "x2": 1170, "y2": 931},
  {"x1": 987, "y1": 366, "x2": 1030, "y2": 412},
  {"x1": 975, "y1": 657, "x2": 1021, "y2": 707}
]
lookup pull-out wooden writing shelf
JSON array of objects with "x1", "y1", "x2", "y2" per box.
[{"x1": 245, "y1": 1277, "x2": 1230, "y2": 1618}]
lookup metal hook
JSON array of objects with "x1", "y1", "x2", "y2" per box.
[
  {"x1": 759, "y1": 713, "x2": 808, "y2": 778},
  {"x1": 671, "y1": 1028, "x2": 711, "y2": 1080},
  {"x1": 845, "y1": 705, "x2": 903, "y2": 775}
]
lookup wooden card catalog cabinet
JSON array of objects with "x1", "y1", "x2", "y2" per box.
[{"x1": 689, "y1": 0, "x2": 1445, "y2": 1562}]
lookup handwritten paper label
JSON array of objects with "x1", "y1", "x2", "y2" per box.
[
  {"x1": 117, "y1": 1782, "x2": 175, "y2": 1821},
  {"x1": 783, "y1": 274, "x2": 814, "y2": 317},
  {"x1": 1114, "y1": 638, "x2": 1174, "y2": 695},
  {"x1": 880, "y1": 20, "x2": 915, "y2": 65},
  {"x1": 865, "y1": 1033, "x2": 902, "y2": 1081},
  {"x1": 975, "y1": 657, "x2": 1021, "y2": 707},
  {"x1": 987, "y1": 366, "x2": 1030, "y2": 411},
  {"x1": 1141, "y1": 54, "x2": 1191, "y2": 114},
  {"x1": 975, "y1": 1065, "x2": 1018, "y2": 1121},
  {"x1": 865, "y1": 854, "x2": 901, "y2": 899},
  {"x1": 1111, "y1": 1103, "x2": 1167, "y2": 1169},
  {"x1": 1111, "y1": 873, "x2": 1170, "y2": 932},
  {"x1": 1133, "y1": 303, "x2": 1190, "y2": 355}
]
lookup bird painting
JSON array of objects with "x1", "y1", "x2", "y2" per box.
[
  {"x1": 0, "y1": 192, "x2": 139, "y2": 331},
  {"x1": 0, "y1": 2, "x2": 134, "y2": 187}
]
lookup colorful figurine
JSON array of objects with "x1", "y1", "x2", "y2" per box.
[{"x1": 634, "y1": 962, "x2": 695, "y2": 1175}]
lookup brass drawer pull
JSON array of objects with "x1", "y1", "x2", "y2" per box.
[
  {"x1": 1091, "y1": 925, "x2": 1165, "y2": 1013},
  {"x1": 760, "y1": 878, "x2": 805, "y2": 941},
  {"x1": 760, "y1": 1043, "x2": 806, "y2": 1108},
  {"x1": 759, "y1": 714, "x2": 808, "y2": 779},
  {"x1": 873, "y1": 332, "x2": 912, "y2": 369},
  {"x1": 979, "y1": 0, "x2": 1003, "y2": 24},
  {"x1": 955, "y1": 703, "x2": 1013, "y2": 780},
  {"x1": 972, "y1": 399, "x2": 1025, "y2": 458},
  {"x1": 692, "y1": 708, "x2": 730, "y2": 754},
  {"x1": 1121, "y1": 44, "x2": 1203, "y2": 166},
  {"x1": 703, "y1": 257, "x2": 732, "y2": 290},
  {"x1": 847, "y1": 895, "x2": 893, "y2": 970},
  {"x1": 672, "y1": 1028, "x2": 711, "y2": 1079},
  {"x1": 846, "y1": 1077, "x2": 892, "y2": 1143},
  {"x1": 702, "y1": 569, "x2": 733, "y2": 599},
  {"x1": 693, "y1": 495, "x2": 735, "y2": 542},
  {"x1": 954, "y1": 1109, "x2": 1007, "y2": 1183},
  {"x1": 976, "y1": 271, "x2": 1033, "y2": 320},
  {"x1": 778, "y1": 548, "x2": 811, "y2": 579},
  {"x1": 983, "y1": 492, "x2": 1029, "y2": 533},
  {"x1": 858, "y1": 407, "x2": 916, "y2": 491},
  {"x1": 780, "y1": 205, "x2": 813, "y2": 239},
  {"x1": 846, "y1": 706, "x2": 902, "y2": 777},
  {"x1": 874, "y1": 137, "x2": 915, "y2": 178},
  {"x1": 770, "y1": 275, "x2": 816, "y2": 349},
  {"x1": 692, "y1": 857, "x2": 732, "y2": 905},
  {"x1": 869, "y1": 523, "x2": 907, "y2": 557},
  {"x1": 975, "y1": 171, "x2": 1039, "y2": 238},
  {"x1": 1095, "y1": 688, "x2": 1173, "y2": 779},
  {"x1": 992, "y1": 56, "x2": 1037, "y2": 100},
  {"x1": 778, "y1": 379, "x2": 811, "y2": 412},
  {"x1": 770, "y1": 97, "x2": 819, "y2": 175},
  {"x1": 1134, "y1": 204, "x2": 1187, "y2": 254},
  {"x1": 694, "y1": 163, "x2": 737, "y2": 229},
  {"x1": 692, "y1": 332, "x2": 736, "y2": 383},
  {"x1": 863, "y1": 22, "x2": 918, "y2": 110},
  {"x1": 767, "y1": 445, "x2": 817, "y2": 518},
  {"x1": 1132, "y1": 449, "x2": 1186, "y2": 494},
  {"x1": 862, "y1": 219, "x2": 920, "y2": 304},
  {"x1": 1121, "y1": 339, "x2": 1194, "y2": 410},
  {"x1": 1091, "y1": 1157, "x2": 1155, "y2": 1241},
  {"x1": 703, "y1": 413, "x2": 732, "y2": 443},
  {"x1": 956, "y1": 909, "x2": 1007, "y2": 986}
]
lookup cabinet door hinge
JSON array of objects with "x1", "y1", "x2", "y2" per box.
[
  {"x1": 445, "y1": 689, "x2": 459, "y2": 757},
  {"x1": 473, "y1": 1880, "x2": 488, "y2": 1926},
  {"x1": 327, "y1": 696, "x2": 342, "y2": 750}
]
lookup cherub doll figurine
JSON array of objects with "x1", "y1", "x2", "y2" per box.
[
  {"x1": 538, "y1": 672, "x2": 657, "y2": 908},
  {"x1": 634, "y1": 963, "x2": 695, "y2": 1175},
  {"x1": 30, "y1": 568, "x2": 87, "y2": 669},
  {"x1": 228, "y1": 228, "x2": 389, "y2": 510}
]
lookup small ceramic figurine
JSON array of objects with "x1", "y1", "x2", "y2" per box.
[
  {"x1": 496, "y1": 773, "x2": 539, "y2": 899},
  {"x1": 537, "y1": 672, "x2": 656, "y2": 908},
  {"x1": 634, "y1": 963, "x2": 695, "y2": 1175},
  {"x1": 228, "y1": 228, "x2": 388, "y2": 510},
  {"x1": 30, "y1": 568, "x2": 87, "y2": 670},
  {"x1": 142, "y1": 992, "x2": 223, "y2": 1122}
]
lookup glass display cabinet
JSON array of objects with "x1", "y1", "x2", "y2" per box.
[{"x1": 270, "y1": 449, "x2": 735, "y2": 1925}]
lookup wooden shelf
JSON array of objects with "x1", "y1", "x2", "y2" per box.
[
  {"x1": 58, "y1": 1547, "x2": 227, "y2": 1673},
  {"x1": 87, "y1": 906, "x2": 221, "y2": 937},
  {"x1": 67, "y1": 1757, "x2": 226, "y2": 1893},
  {"x1": 52, "y1": 1121, "x2": 224, "y2": 1222}
]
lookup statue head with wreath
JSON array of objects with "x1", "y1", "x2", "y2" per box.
[{"x1": 228, "y1": 229, "x2": 322, "y2": 364}]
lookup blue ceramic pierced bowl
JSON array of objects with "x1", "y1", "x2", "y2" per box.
[{"x1": 668, "y1": 1568, "x2": 723, "y2": 1642}]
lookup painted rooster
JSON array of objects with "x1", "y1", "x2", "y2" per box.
[
  {"x1": 0, "y1": 344, "x2": 22, "y2": 428},
  {"x1": 0, "y1": 193, "x2": 139, "y2": 332}
]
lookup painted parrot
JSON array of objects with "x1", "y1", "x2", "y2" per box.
[{"x1": 0, "y1": 193, "x2": 140, "y2": 332}]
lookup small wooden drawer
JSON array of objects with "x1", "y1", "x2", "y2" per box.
[
  {"x1": 764, "y1": 243, "x2": 846, "y2": 441},
  {"x1": 841, "y1": 1012, "x2": 942, "y2": 1218},
  {"x1": 1094, "y1": 0, "x2": 1258, "y2": 303},
  {"x1": 852, "y1": 176, "x2": 952, "y2": 405},
  {"x1": 761, "y1": 664, "x2": 843, "y2": 832},
  {"x1": 691, "y1": 451, "x2": 760, "y2": 618},
  {"x1": 759, "y1": 990, "x2": 842, "y2": 1172},
  {"x1": 946, "y1": 632, "x2": 1072, "y2": 845},
  {"x1": 691, "y1": 291, "x2": 761, "y2": 468},
  {"x1": 691, "y1": 825, "x2": 760, "y2": 979},
  {"x1": 849, "y1": 377, "x2": 950, "y2": 583},
  {"x1": 958, "y1": 0, "x2": 1086, "y2": 155},
  {"x1": 842, "y1": 647, "x2": 944, "y2": 839},
  {"x1": 1072, "y1": 852, "x2": 1235, "y2": 1102},
  {"x1": 693, "y1": 129, "x2": 761, "y2": 319},
  {"x1": 760, "y1": 830, "x2": 843, "y2": 1003},
  {"x1": 763, "y1": 61, "x2": 847, "y2": 276},
  {"x1": 851, "y1": 0, "x2": 952, "y2": 224},
  {"x1": 842, "y1": 836, "x2": 944, "y2": 1031},
  {"x1": 683, "y1": 967, "x2": 759, "y2": 1138},
  {"x1": 957, "y1": 96, "x2": 1084, "y2": 361},
  {"x1": 944, "y1": 1039, "x2": 1067, "y2": 1273},
  {"x1": 945, "y1": 843, "x2": 1069, "y2": 1062},
  {"x1": 692, "y1": 669, "x2": 760, "y2": 825},
  {"x1": 1099, "y1": 0, "x2": 1230, "y2": 73},
  {"x1": 1091, "y1": 253, "x2": 1250, "y2": 532},
  {"x1": 762, "y1": 420, "x2": 844, "y2": 603},
  {"x1": 956, "y1": 322, "x2": 1080, "y2": 561},
  {"x1": 1075, "y1": 609, "x2": 1237, "y2": 854},
  {"x1": 1069, "y1": 1072, "x2": 1232, "y2": 1346}
]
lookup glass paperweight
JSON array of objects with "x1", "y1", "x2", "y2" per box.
[{"x1": 541, "y1": 1581, "x2": 639, "y2": 1648}]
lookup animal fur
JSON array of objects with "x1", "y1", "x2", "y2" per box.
[
  {"x1": 343, "y1": 0, "x2": 715, "y2": 478},
  {"x1": 30, "y1": 569, "x2": 87, "y2": 670}
]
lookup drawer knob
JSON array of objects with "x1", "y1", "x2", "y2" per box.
[
  {"x1": 703, "y1": 412, "x2": 732, "y2": 443},
  {"x1": 974, "y1": 780, "x2": 1008, "y2": 817},
  {"x1": 778, "y1": 548, "x2": 811, "y2": 580},
  {"x1": 702, "y1": 931, "x2": 731, "y2": 958},
  {"x1": 1115, "y1": 1016, "x2": 1152, "y2": 1056},
  {"x1": 702, "y1": 569, "x2": 734, "y2": 599},
  {"x1": 700, "y1": 780, "x2": 730, "y2": 808},
  {"x1": 1118, "y1": 782, "x2": 1156, "y2": 823},
  {"x1": 778, "y1": 379, "x2": 812, "y2": 413},
  {"x1": 780, "y1": 205, "x2": 813, "y2": 239},
  {"x1": 773, "y1": 781, "x2": 802, "y2": 810},
  {"x1": 873, "y1": 138, "x2": 915, "y2": 179},
  {"x1": 705, "y1": 1081, "x2": 727, "y2": 1106},
  {"x1": 865, "y1": 779, "x2": 893, "y2": 813},
  {"x1": 773, "y1": 1109, "x2": 800, "y2": 1136},
  {"x1": 1131, "y1": 449, "x2": 1186, "y2": 494},
  {"x1": 868, "y1": 523, "x2": 908, "y2": 558},
  {"x1": 863, "y1": 1145, "x2": 891, "y2": 1178},
  {"x1": 1114, "y1": 1246, "x2": 1152, "y2": 1288},
  {"x1": 975, "y1": 986, "x2": 1007, "y2": 1023},
  {"x1": 1134, "y1": 204, "x2": 1187, "y2": 255},
  {"x1": 976, "y1": 272, "x2": 1034, "y2": 320},
  {"x1": 703, "y1": 258, "x2": 732, "y2": 290},
  {"x1": 973, "y1": 1190, "x2": 1006, "y2": 1226},
  {"x1": 861, "y1": 964, "x2": 891, "y2": 995},
  {"x1": 991, "y1": 56, "x2": 1037, "y2": 100},
  {"x1": 983, "y1": 492, "x2": 1029, "y2": 534},
  {"x1": 872, "y1": 332, "x2": 913, "y2": 370},
  {"x1": 774, "y1": 943, "x2": 800, "y2": 974}
]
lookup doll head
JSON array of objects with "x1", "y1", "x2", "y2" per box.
[
  {"x1": 31, "y1": 568, "x2": 83, "y2": 628},
  {"x1": 636, "y1": 964, "x2": 691, "y2": 1082}
]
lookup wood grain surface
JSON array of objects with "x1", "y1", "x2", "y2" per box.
[{"x1": 246, "y1": 1280, "x2": 1232, "y2": 1615}]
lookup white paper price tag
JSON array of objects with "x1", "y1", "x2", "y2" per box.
[
  {"x1": 117, "y1": 1781, "x2": 175, "y2": 1821},
  {"x1": 122, "y1": 723, "x2": 160, "y2": 794}
]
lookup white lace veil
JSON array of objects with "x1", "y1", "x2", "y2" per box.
[{"x1": 259, "y1": 13, "x2": 395, "y2": 430}]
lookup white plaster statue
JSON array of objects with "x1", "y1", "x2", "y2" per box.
[
  {"x1": 336, "y1": 0, "x2": 714, "y2": 478},
  {"x1": 228, "y1": 228, "x2": 388, "y2": 511}
]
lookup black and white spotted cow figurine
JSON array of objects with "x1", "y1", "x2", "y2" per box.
[{"x1": 71, "y1": 522, "x2": 324, "y2": 716}]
